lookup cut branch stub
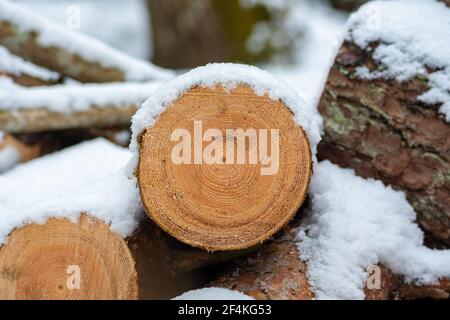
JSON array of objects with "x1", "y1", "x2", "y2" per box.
[
  {"x1": 137, "y1": 85, "x2": 312, "y2": 251},
  {"x1": 0, "y1": 215, "x2": 138, "y2": 300}
]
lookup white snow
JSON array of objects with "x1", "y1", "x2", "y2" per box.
[
  {"x1": 0, "y1": 46, "x2": 59, "y2": 81},
  {"x1": 0, "y1": 78, "x2": 162, "y2": 113},
  {"x1": 0, "y1": 146, "x2": 20, "y2": 173},
  {"x1": 266, "y1": 0, "x2": 347, "y2": 128},
  {"x1": 0, "y1": 0, "x2": 173, "y2": 81},
  {"x1": 0, "y1": 138, "x2": 142, "y2": 244},
  {"x1": 297, "y1": 161, "x2": 450, "y2": 300},
  {"x1": 129, "y1": 63, "x2": 323, "y2": 174},
  {"x1": 173, "y1": 288, "x2": 254, "y2": 300},
  {"x1": 347, "y1": 0, "x2": 450, "y2": 121},
  {"x1": 15, "y1": 0, "x2": 151, "y2": 60}
]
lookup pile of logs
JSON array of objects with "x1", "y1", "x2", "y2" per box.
[{"x1": 0, "y1": 0, "x2": 449, "y2": 301}]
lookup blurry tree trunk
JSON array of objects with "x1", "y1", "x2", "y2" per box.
[{"x1": 147, "y1": 0, "x2": 296, "y2": 69}]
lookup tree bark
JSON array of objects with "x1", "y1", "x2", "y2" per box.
[
  {"x1": 317, "y1": 42, "x2": 450, "y2": 245},
  {"x1": 136, "y1": 85, "x2": 312, "y2": 251},
  {"x1": 210, "y1": 213, "x2": 450, "y2": 300}
]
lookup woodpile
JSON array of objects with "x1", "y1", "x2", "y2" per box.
[{"x1": 0, "y1": 0, "x2": 449, "y2": 301}]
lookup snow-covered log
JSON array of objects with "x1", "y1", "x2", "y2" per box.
[
  {"x1": 131, "y1": 64, "x2": 317, "y2": 251},
  {"x1": 0, "y1": 46, "x2": 60, "y2": 86},
  {"x1": 317, "y1": 0, "x2": 450, "y2": 244},
  {"x1": 210, "y1": 161, "x2": 450, "y2": 300},
  {"x1": 0, "y1": 81, "x2": 161, "y2": 133},
  {"x1": 0, "y1": 0, "x2": 173, "y2": 83}
]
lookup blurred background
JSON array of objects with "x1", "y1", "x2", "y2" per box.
[{"x1": 12, "y1": 0, "x2": 370, "y2": 105}]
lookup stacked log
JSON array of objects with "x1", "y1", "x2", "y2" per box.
[
  {"x1": 317, "y1": 11, "x2": 450, "y2": 245},
  {"x1": 135, "y1": 84, "x2": 313, "y2": 251}
]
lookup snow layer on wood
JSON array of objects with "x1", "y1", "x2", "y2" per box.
[
  {"x1": 129, "y1": 63, "x2": 322, "y2": 173},
  {"x1": 0, "y1": 78, "x2": 161, "y2": 113},
  {"x1": 297, "y1": 161, "x2": 450, "y2": 300},
  {"x1": 173, "y1": 288, "x2": 254, "y2": 300},
  {"x1": 0, "y1": 138, "x2": 142, "y2": 245},
  {"x1": 347, "y1": 0, "x2": 450, "y2": 121},
  {"x1": 0, "y1": 46, "x2": 59, "y2": 81},
  {"x1": 0, "y1": 0, "x2": 173, "y2": 81}
]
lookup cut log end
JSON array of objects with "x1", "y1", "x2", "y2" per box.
[
  {"x1": 0, "y1": 215, "x2": 138, "y2": 300},
  {"x1": 137, "y1": 85, "x2": 312, "y2": 251}
]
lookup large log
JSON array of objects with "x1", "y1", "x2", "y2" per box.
[
  {"x1": 136, "y1": 84, "x2": 313, "y2": 251},
  {"x1": 210, "y1": 215, "x2": 450, "y2": 300},
  {"x1": 317, "y1": 41, "x2": 450, "y2": 244}
]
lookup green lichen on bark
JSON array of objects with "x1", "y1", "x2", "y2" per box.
[{"x1": 318, "y1": 42, "x2": 450, "y2": 245}]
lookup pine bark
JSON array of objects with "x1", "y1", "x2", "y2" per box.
[
  {"x1": 210, "y1": 213, "x2": 450, "y2": 300},
  {"x1": 317, "y1": 42, "x2": 450, "y2": 245}
]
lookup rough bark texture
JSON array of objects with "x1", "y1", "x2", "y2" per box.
[
  {"x1": 0, "y1": 105, "x2": 137, "y2": 133},
  {"x1": 318, "y1": 42, "x2": 450, "y2": 245},
  {"x1": 147, "y1": 0, "x2": 297, "y2": 69},
  {"x1": 210, "y1": 214, "x2": 315, "y2": 300},
  {"x1": 210, "y1": 210, "x2": 450, "y2": 300},
  {"x1": 0, "y1": 21, "x2": 126, "y2": 83}
]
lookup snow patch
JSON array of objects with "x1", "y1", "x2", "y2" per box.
[
  {"x1": 0, "y1": 79, "x2": 161, "y2": 113},
  {"x1": 347, "y1": 0, "x2": 450, "y2": 121},
  {"x1": 297, "y1": 161, "x2": 450, "y2": 300},
  {"x1": 0, "y1": 138, "x2": 142, "y2": 244},
  {"x1": 0, "y1": 46, "x2": 59, "y2": 81},
  {"x1": 173, "y1": 288, "x2": 254, "y2": 300},
  {"x1": 0, "y1": 146, "x2": 20, "y2": 173},
  {"x1": 129, "y1": 63, "x2": 322, "y2": 174},
  {"x1": 0, "y1": 0, "x2": 173, "y2": 81}
]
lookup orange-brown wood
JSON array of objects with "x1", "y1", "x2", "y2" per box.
[
  {"x1": 0, "y1": 215, "x2": 138, "y2": 300},
  {"x1": 137, "y1": 85, "x2": 312, "y2": 251}
]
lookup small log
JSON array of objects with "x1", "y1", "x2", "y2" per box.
[
  {"x1": 0, "y1": 1, "x2": 172, "y2": 83},
  {"x1": 137, "y1": 85, "x2": 312, "y2": 251},
  {"x1": 0, "y1": 215, "x2": 138, "y2": 300},
  {"x1": 0, "y1": 105, "x2": 137, "y2": 133}
]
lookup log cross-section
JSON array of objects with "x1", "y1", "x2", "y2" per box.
[{"x1": 137, "y1": 85, "x2": 312, "y2": 251}]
